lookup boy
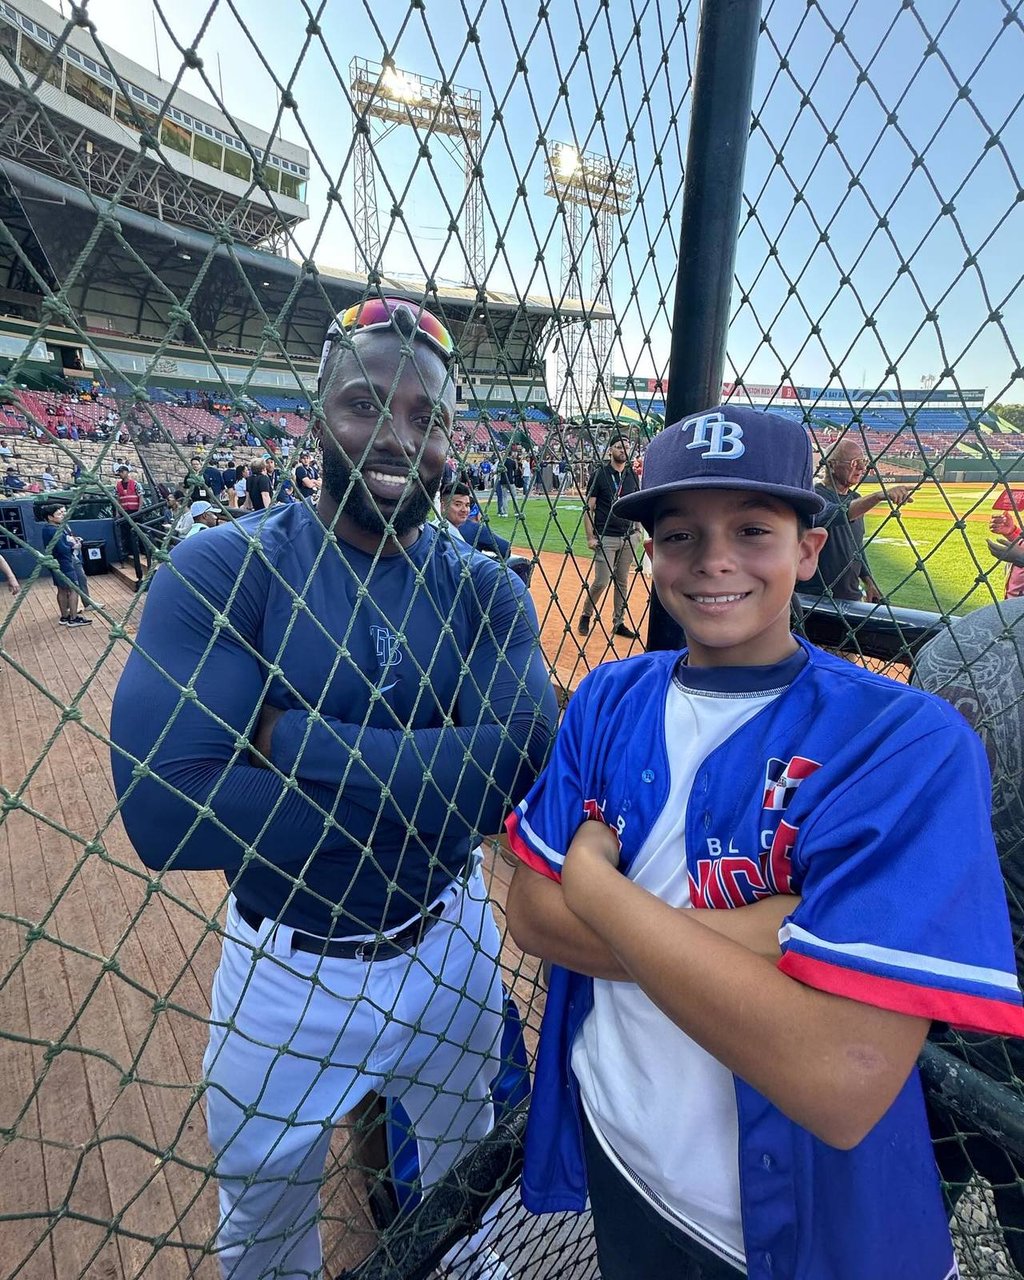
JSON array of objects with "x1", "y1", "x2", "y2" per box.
[
  {"x1": 40, "y1": 502, "x2": 91, "y2": 628},
  {"x1": 505, "y1": 406, "x2": 1024, "y2": 1280}
]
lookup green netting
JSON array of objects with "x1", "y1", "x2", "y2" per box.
[{"x1": 0, "y1": 0, "x2": 1023, "y2": 1277}]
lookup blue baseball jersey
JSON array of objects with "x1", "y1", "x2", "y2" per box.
[
  {"x1": 111, "y1": 503, "x2": 556, "y2": 935},
  {"x1": 506, "y1": 639, "x2": 1024, "y2": 1280}
]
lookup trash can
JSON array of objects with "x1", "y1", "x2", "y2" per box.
[{"x1": 81, "y1": 540, "x2": 109, "y2": 576}]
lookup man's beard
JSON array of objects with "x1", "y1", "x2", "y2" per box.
[{"x1": 322, "y1": 447, "x2": 438, "y2": 539}]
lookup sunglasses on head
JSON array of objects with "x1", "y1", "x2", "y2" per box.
[{"x1": 318, "y1": 298, "x2": 455, "y2": 386}]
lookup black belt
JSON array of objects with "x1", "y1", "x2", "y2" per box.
[{"x1": 234, "y1": 899, "x2": 447, "y2": 961}]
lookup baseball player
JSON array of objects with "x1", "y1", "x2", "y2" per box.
[
  {"x1": 110, "y1": 298, "x2": 556, "y2": 1279},
  {"x1": 504, "y1": 406, "x2": 1024, "y2": 1280}
]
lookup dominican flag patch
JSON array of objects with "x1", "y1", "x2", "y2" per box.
[{"x1": 763, "y1": 755, "x2": 821, "y2": 811}]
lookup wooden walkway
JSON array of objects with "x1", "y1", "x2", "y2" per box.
[{"x1": 0, "y1": 574, "x2": 548, "y2": 1280}]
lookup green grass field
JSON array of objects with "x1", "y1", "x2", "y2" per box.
[{"x1": 480, "y1": 483, "x2": 1013, "y2": 617}]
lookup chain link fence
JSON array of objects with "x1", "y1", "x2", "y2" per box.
[{"x1": 0, "y1": 0, "x2": 1022, "y2": 1277}]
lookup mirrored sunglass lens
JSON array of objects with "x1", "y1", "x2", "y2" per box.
[
  {"x1": 417, "y1": 313, "x2": 453, "y2": 351},
  {"x1": 336, "y1": 300, "x2": 452, "y2": 352},
  {"x1": 341, "y1": 300, "x2": 392, "y2": 330}
]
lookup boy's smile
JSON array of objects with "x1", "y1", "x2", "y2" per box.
[{"x1": 650, "y1": 489, "x2": 827, "y2": 667}]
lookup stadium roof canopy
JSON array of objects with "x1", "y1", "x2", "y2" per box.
[
  {"x1": 1, "y1": 158, "x2": 610, "y2": 380},
  {"x1": 0, "y1": 0, "x2": 309, "y2": 247}
]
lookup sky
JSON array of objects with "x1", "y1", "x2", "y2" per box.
[{"x1": 64, "y1": 0, "x2": 1024, "y2": 400}]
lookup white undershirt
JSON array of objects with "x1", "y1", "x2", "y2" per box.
[{"x1": 571, "y1": 677, "x2": 784, "y2": 1267}]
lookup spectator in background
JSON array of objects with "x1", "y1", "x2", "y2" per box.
[
  {"x1": 115, "y1": 465, "x2": 142, "y2": 514},
  {"x1": 0, "y1": 552, "x2": 19, "y2": 597},
  {"x1": 0, "y1": 440, "x2": 13, "y2": 458},
  {"x1": 233, "y1": 465, "x2": 251, "y2": 510},
  {"x1": 440, "y1": 484, "x2": 512, "y2": 558},
  {"x1": 247, "y1": 459, "x2": 273, "y2": 511},
  {"x1": 183, "y1": 456, "x2": 215, "y2": 505},
  {"x1": 275, "y1": 461, "x2": 296, "y2": 504},
  {"x1": 185, "y1": 501, "x2": 219, "y2": 537},
  {"x1": 293, "y1": 451, "x2": 318, "y2": 502},
  {"x1": 39, "y1": 502, "x2": 90, "y2": 628},
  {"x1": 799, "y1": 439, "x2": 914, "y2": 602},
  {"x1": 5, "y1": 466, "x2": 25, "y2": 493},
  {"x1": 203, "y1": 459, "x2": 225, "y2": 502},
  {"x1": 577, "y1": 436, "x2": 641, "y2": 640},
  {"x1": 521, "y1": 454, "x2": 533, "y2": 499},
  {"x1": 495, "y1": 454, "x2": 516, "y2": 517},
  {"x1": 115, "y1": 464, "x2": 144, "y2": 568},
  {"x1": 40, "y1": 468, "x2": 59, "y2": 491},
  {"x1": 989, "y1": 510, "x2": 1024, "y2": 599}
]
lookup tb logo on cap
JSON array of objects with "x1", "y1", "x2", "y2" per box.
[{"x1": 685, "y1": 412, "x2": 745, "y2": 460}]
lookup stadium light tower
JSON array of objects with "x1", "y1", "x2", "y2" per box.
[
  {"x1": 349, "y1": 58, "x2": 484, "y2": 286},
  {"x1": 544, "y1": 140, "x2": 634, "y2": 419}
]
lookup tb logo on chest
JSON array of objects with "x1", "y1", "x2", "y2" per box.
[{"x1": 369, "y1": 625, "x2": 403, "y2": 692}]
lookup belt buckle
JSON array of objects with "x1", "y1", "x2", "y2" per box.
[{"x1": 354, "y1": 939, "x2": 372, "y2": 962}]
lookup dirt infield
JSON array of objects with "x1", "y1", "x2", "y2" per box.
[{"x1": 516, "y1": 545, "x2": 650, "y2": 697}]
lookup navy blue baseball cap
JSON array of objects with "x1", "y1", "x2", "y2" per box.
[{"x1": 612, "y1": 404, "x2": 826, "y2": 528}]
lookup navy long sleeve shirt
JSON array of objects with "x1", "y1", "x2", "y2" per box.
[{"x1": 110, "y1": 503, "x2": 556, "y2": 934}]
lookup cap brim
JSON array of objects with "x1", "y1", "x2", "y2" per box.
[{"x1": 613, "y1": 477, "x2": 826, "y2": 526}]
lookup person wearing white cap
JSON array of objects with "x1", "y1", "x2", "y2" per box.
[{"x1": 184, "y1": 501, "x2": 218, "y2": 537}]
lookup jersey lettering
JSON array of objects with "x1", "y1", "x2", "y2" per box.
[
  {"x1": 684, "y1": 412, "x2": 745, "y2": 460},
  {"x1": 690, "y1": 837, "x2": 796, "y2": 908},
  {"x1": 582, "y1": 798, "x2": 606, "y2": 824}
]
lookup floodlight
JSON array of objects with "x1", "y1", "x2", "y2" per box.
[
  {"x1": 557, "y1": 145, "x2": 580, "y2": 178},
  {"x1": 382, "y1": 66, "x2": 420, "y2": 104}
]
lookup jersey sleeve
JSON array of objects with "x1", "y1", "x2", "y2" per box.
[
  {"x1": 779, "y1": 713, "x2": 1024, "y2": 1037},
  {"x1": 110, "y1": 525, "x2": 405, "y2": 872},
  {"x1": 505, "y1": 677, "x2": 597, "y2": 882},
  {"x1": 268, "y1": 557, "x2": 557, "y2": 840}
]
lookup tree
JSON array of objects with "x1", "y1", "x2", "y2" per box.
[{"x1": 991, "y1": 404, "x2": 1024, "y2": 431}]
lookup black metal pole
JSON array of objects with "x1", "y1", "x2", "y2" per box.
[{"x1": 646, "y1": 0, "x2": 764, "y2": 652}]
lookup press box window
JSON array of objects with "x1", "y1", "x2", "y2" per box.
[
  {"x1": 193, "y1": 134, "x2": 223, "y2": 170},
  {"x1": 114, "y1": 91, "x2": 144, "y2": 130},
  {"x1": 65, "y1": 63, "x2": 112, "y2": 115},
  {"x1": 18, "y1": 34, "x2": 61, "y2": 88},
  {"x1": 222, "y1": 149, "x2": 252, "y2": 182},
  {"x1": 0, "y1": 20, "x2": 17, "y2": 61},
  {"x1": 160, "y1": 117, "x2": 192, "y2": 156}
]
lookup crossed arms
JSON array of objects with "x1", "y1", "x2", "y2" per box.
[{"x1": 507, "y1": 821, "x2": 929, "y2": 1151}]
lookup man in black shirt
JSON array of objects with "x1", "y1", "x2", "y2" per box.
[
  {"x1": 799, "y1": 439, "x2": 913, "y2": 601},
  {"x1": 247, "y1": 458, "x2": 273, "y2": 511},
  {"x1": 293, "y1": 450, "x2": 319, "y2": 502},
  {"x1": 578, "y1": 436, "x2": 641, "y2": 639},
  {"x1": 183, "y1": 456, "x2": 216, "y2": 506}
]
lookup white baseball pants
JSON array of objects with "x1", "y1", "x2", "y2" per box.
[{"x1": 203, "y1": 866, "x2": 504, "y2": 1279}]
